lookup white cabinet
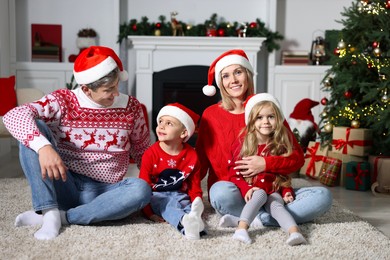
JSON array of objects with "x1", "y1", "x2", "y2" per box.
[
  {"x1": 268, "y1": 65, "x2": 331, "y2": 123},
  {"x1": 15, "y1": 63, "x2": 73, "y2": 94}
]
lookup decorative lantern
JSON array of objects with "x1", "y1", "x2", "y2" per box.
[{"x1": 310, "y1": 36, "x2": 326, "y2": 65}]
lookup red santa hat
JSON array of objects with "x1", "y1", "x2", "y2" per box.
[
  {"x1": 157, "y1": 103, "x2": 200, "y2": 142},
  {"x1": 289, "y1": 98, "x2": 319, "y2": 129},
  {"x1": 244, "y1": 93, "x2": 283, "y2": 124},
  {"x1": 73, "y1": 46, "x2": 128, "y2": 85},
  {"x1": 203, "y1": 49, "x2": 254, "y2": 96}
]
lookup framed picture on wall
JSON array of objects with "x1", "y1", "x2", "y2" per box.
[{"x1": 31, "y1": 24, "x2": 62, "y2": 62}]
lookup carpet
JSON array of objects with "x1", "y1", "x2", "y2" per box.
[{"x1": 1, "y1": 178, "x2": 389, "y2": 260}]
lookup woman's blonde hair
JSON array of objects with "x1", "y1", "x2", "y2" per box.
[
  {"x1": 218, "y1": 66, "x2": 254, "y2": 111},
  {"x1": 239, "y1": 101, "x2": 293, "y2": 191}
]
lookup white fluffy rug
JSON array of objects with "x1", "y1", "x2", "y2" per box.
[{"x1": 1, "y1": 178, "x2": 389, "y2": 259}]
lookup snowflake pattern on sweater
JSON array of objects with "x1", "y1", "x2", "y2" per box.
[{"x1": 3, "y1": 88, "x2": 150, "y2": 183}]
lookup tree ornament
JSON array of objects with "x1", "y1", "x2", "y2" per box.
[
  {"x1": 249, "y1": 22, "x2": 257, "y2": 29},
  {"x1": 372, "y1": 41, "x2": 378, "y2": 48},
  {"x1": 154, "y1": 29, "x2": 161, "y2": 36},
  {"x1": 323, "y1": 123, "x2": 333, "y2": 133},
  {"x1": 344, "y1": 90, "x2": 352, "y2": 99},
  {"x1": 337, "y1": 40, "x2": 346, "y2": 50},
  {"x1": 155, "y1": 22, "x2": 161, "y2": 29},
  {"x1": 320, "y1": 111, "x2": 328, "y2": 118},
  {"x1": 382, "y1": 89, "x2": 389, "y2": 103},
  {"x1": 323, "y1": 77, "x2": 333, "y2": 88},
  {"x1": 386, "y1": 0, "x2": 390, "y2": 9},
  {"x1": 373, "y1": 47, "x2": 381, "y2": 57},
  {"x1": 131, "y1": 24, "x2": 137, "y2": 31},
  {"x1": 333, "y1": 48, "x2": 340, "y2": 56},
  {"x1": 321, "y1": 97, "x2": 328, "y2": 105},
  {"x1": 351, "y1": 120, "x2": 360, "y2": 128}
]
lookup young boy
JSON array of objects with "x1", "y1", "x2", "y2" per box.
[{"x1": 139, "y1": 103, "x2": 205, "y2": 240}]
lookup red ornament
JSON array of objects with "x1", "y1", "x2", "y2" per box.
[
  {"x1": 386, "y1": 0, "x2": 390, "y2": 9},
  {"x1": 372, "y1": 41, "x2": 378, "y2": 48},
  {"x1": 321, "y1": 97, "x2": 328, "y2": 105},
  {"x1": 344, "y1": 90, "x2": 352, "y2": 99},
  {"x1": 333, "y1": 48, "x2": 340, "y2": 56},
  {"x1": 249, "y1": 22, "x2": 257, "y2": 29},
  {"x1": 368, "y1": 62, "x2": 373, "y2": 69},
  {"x1": 132, "y1": 24, "x2": 137, "y2": 31},
  {"x1": 217, "y1": 28, "x2": 225, "y2": 37},
  {"x1": 155, "y1": 23, "x2": 161, "y2": 29}
]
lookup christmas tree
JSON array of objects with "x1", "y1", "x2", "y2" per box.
[{"x1": 319, "y1": 0, "x2": 390, "y2": 155}]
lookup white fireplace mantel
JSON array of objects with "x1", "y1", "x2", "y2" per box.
[{"x1": 127, "y1": 36, "x2": 266, "y2": 123}]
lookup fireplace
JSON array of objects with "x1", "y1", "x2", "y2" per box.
[
  {"x1": 153, "y1": 65, "x2": 221, "y2": 145},
  {"x1": 128, "y1": 36, "x2": 266, "y2": 141}
]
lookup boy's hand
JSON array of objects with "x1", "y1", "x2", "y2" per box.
[{"x1": 283, "y1": 192, "x2": 294, "y2": 204}]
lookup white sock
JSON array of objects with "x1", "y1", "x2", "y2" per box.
[
  {"x1": 191, "y1": 197, "x2": 205, "y2": 232},
  {"x1": 233, "y1": 229, "x2": 252, "y2": 244},
  {"x1": 15, "y1": 210, "x2": 43, "y2": 227},
  {"x1": 250, "y1": 217, "x2": 264, "y2": 228},
  {"x1": 219, "y1": 214, "x2": 239, "y2": 228},
  {"x1": 34, "y1": 208, "x2": 61, "y2": 240},
  {"x1": 286, "y1": 232, "x2": 307, "y2": 246},
  {"x1": 181, "y1": 213, "x2": 200, "y2": 240}
]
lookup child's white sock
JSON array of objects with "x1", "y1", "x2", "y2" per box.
[
  {"x1": 34, "y1": 208, "x2": 61, "y2": 240},
  {"x1": 191, "y1": 197, "x2": 205, "y2": 232},
  {"x1": 250, "y1": 217, "x2": 264, "y2": 228},
  {"x1": 233, "y1": 228, "x2": 252, "y2": 244},
  {"x1": 181, "y1": 213, "x2": 200, "y2": 240},
  {"x1": 286, "y1": 232, "x2": 307, "y2": 246},
  {"x1": 219, "y1": 214, "x2": 239, "y2": 227},
  {"x1": 15, "y1": 210, "x2": 43, "y2": 227}
]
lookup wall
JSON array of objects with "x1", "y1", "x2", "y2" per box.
[{"x1": 0, "y1": 0, "x2": 10, "y2": 77}]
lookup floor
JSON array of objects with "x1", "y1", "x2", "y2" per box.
[{"x1": 1, "y1": 145, "x2": 389, "y2": 239}]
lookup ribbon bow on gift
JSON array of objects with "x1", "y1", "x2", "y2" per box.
[
  {"x1": 347, "y1": 163, "x2": 368, "y2": 190},
  {"x1": 332, "y1": 128, "x2": 372, "y2": 154},
  {"x1": 304, "y1": 143, "x2": 325, "y2": 178}
]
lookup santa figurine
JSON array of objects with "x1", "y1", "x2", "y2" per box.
[{"x1": 287, "y1": 98, "x2": 319, "y2": 153}]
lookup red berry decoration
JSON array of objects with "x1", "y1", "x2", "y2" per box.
[
  {"x1": 249, "y1": 22, "x2": 257, "y2": 29},
  {"x1": 155, "y1": 23, "x2": 161, "y2": 29},
  {"x1": 217, "y1": 28, "x2": 225, "y2": 37},
  {"x1": 132, "y1": 24, "x2": 137, "y2": 31},
  {"x1": 321, "y1": 97, "x2": 328, "y2": 105},
  {"x1": 344, "y1": 90, "x2": 352, "y2": 99}
]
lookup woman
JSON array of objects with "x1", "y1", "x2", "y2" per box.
[{"x1": 196, "y1": 49, "x2": 332, "y2": 227}]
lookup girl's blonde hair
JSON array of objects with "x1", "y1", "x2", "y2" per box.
[
  {"x1": 239, "y1": 101, "x2": 293, "y2": 191},
  {"x1": 218, "y1": 66, "x2": 254, "y2": 111}
]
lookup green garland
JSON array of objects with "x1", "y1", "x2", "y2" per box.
[{"x1": 118, "y1": 13, "x2": 284, "y2": 53}]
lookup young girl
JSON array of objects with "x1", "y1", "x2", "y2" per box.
[{"x1": 225, "y1": 93, "x2": 307, "y2": 246}]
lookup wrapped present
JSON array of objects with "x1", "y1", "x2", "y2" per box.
[
  {"x1": 327, "y1": 151, "x2": 367, "y2": 186},
  {"x1": 345, "y1": 161, "x2": 370, "y2": 191},
  {"x1": 299, "y1": 141, "x2": 329, "y2": 179},
  {"x1": 319, "y1": 157, "x2": 342, "y2": 186},
  {"x1": 368, "y1": 156, "x2": 390, "y2": 195},
  {"x1": 332, "y1": 127, "x2": 372, "y2": 156}
]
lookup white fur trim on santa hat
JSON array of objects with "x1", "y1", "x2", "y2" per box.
[
  {"x1": 157, "y1": 106, "x2": 195, "y2": 142},
  {"x1": 74, "y1": 56, "x2": 128, "y2": 85},
  {"x1": 214, "y1": 54, "x2": 253, "y2": 88},
  {"x1": 245, "y1": 93, "x2": 283, "y2": 125},
  {"x1": 202, "y1": 85, "x2": 216, "y2": 97}
]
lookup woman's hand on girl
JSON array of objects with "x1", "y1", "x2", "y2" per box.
[{"x1": 234, "y1": 156, "x2": 266, "y2": 178}]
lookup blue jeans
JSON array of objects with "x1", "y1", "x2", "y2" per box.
[
  {"x1": 209, "y1": 181, "x2": 332, "y2": 226},
  {"x1": 19, "y1": 120, "x2": 152, "y2": 225},
  {"x1": 150, "y1": 191, "x2": 191, "y2": 231}
]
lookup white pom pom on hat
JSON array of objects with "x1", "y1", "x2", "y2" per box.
[
  {"x1": 244, "y1": 93, "x2": 284, "y2": 125},
  {"x1": 157, "y1": 103, "x2": 200, "y2": 142},
  {"x1": 73, "y1": 46, "x2": 128, "y2": 85},
  {"x1": 203, "y1": 49, "x2": 254, "y2": 96}
]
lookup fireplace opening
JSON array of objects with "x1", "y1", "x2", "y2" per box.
[{"x1": 153, "y1": 65, "x2": 221, "y2": 146}]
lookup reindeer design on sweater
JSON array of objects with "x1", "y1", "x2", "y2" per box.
[
  {"x1": 104, "y1": 130, "x2": 120, "y2": 151},
  {"x1": 81, "y1": 129, "x2": 100, "y2": 150}
]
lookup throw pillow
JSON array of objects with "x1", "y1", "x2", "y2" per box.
[{"x1": 0, "y1": 75, "x2": 17, "y2": 116}]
